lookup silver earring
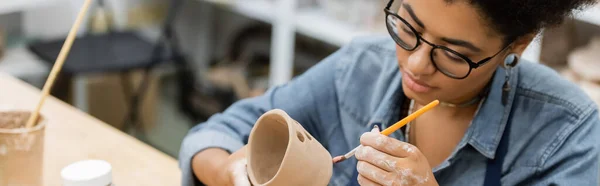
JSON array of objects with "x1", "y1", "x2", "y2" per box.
[{"x1": 502, "y1": 53, "x2": 519, "y2": 105}]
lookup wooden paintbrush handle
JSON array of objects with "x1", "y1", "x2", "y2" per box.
[
  {"x1": 380, "y1": 100, "x2": 439, "y2": 136},
  {"x1": 25, "y1": 0, "x2": 94, "y2": 129}
]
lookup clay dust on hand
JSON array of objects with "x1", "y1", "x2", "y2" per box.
[{"x1": 230, "y1": 158, "x2": 251, "y2": 186}]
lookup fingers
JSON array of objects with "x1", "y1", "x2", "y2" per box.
[
  {"x1": 229, "y1": 159, "x2": 251, "y2": 186},
  {"x1": 357, "y1": 175, "x2": 383, "y2": 186},
  {"x1": 355, "y1": 146, "x2": 397, "y2": 172},
  {"x1": 357, "y1": 161, "x2": 394, "y2": 186},
  {"x1": 360, "y1": 132, "x2": 418, "y2": 158}
]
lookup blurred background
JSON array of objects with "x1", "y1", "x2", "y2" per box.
[{"x1": 0, "y1": 0, "x2": 598, "y2": 158}]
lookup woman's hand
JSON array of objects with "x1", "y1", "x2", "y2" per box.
[
  {"x1": 192, "y1": 146, "x2": 251, "y2": 186},
  {"x1": 355, "y1": 128, "x2": 438, "y2": 186},
  {"x1": 219, "y1": 146, "x2": 251, "y2": 186}
]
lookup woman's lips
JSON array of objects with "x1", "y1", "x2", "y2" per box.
[{"x1": 402, "y1": 73, "x2": 434, "y2": 93}]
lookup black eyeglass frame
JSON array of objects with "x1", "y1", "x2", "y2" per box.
[{"x1": 384, "y1": 0, "x2": 511, "y2": 79}]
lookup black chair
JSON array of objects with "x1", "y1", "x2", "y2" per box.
[{"x1": 28, "y1": 0, "x2": 198, "y2": 136}]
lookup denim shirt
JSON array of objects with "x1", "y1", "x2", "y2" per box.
[{"x1": 178, "y1": 36, "x2": 600, "y2": 186}]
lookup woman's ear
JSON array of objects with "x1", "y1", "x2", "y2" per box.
[{"x1": 511, "y1": 33, "x2": 537, "y2": 55}]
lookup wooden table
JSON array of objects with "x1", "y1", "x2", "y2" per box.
[{"x1": 0, "y1": 74, "x2": 181, "y2": 185}]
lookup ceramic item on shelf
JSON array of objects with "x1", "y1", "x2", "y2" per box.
[
  {"x1": 0, "y1": 111, "x2": 47, "y2": 186},
  {"x1": 568, "y1": 37, "x2": 600, "y2": 82},
  {"x1": 540, "y1": 19, "x2": 576, "y2": 66},
  {"x1": 559, "y1": 68, "x2": 580, "y2": 83},
  {"x1": 579, "y1": 81, "x2": 600, "y2": 107},
  {"x1": 246, "y1": 109, "x2": 333, "y2": 186}
]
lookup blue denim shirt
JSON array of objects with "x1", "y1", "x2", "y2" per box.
[{"x1": 179, "y1": 36, "x2": 600, "y2": 186}]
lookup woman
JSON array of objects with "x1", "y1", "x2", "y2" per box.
[{"x1": 179, "y1": 0, "x2": 600, "y2": 185}]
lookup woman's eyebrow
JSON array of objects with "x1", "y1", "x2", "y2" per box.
[
  {"x1": 403, "y1": 3, "x2": 426, "y2": 29},
  {"x1": 441, "y1": 37, "x2": 482, "y2": 52},
  {"x1": 403, "y1": 3, "x2": 482, "y2": 52}
]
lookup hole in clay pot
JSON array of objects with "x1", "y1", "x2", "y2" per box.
[
  {"x1": 249, "y1": 114, "x2": 290, "y2": 184},
  {"x1": 296, "y1": 131, "x2": 305, "y2": 142},
  {"x1": 304, "y1": 131, "x2": 312, "y2": 140}
]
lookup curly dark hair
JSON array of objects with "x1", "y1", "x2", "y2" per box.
[{"x1": 449, "y1": 0, "x2": 597, "y2": 44}]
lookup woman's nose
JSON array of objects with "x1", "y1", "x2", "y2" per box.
[{"x1": 406, "y1": 44, "x2": 436, "y2": 77}]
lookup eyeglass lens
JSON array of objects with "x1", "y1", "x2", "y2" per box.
[{"x1": 386, "y1": 13, "x2": 471, "y2": 78}]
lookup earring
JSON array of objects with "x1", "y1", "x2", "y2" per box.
[{"x1": 502, "y1": 53, "x2": 519, "y2": 105}]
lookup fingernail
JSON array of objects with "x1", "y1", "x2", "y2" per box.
[{"x1": 371, "y1": 125, "x2": 380, "y2": 132}]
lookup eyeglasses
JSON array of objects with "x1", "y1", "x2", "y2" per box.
[{"x1": 384, "y1": 0, "x2": 510, "y2": 79}]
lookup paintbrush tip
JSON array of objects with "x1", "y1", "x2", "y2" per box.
[{"x1": 332, "y1": 156, "x2": 346, "y2": 164}]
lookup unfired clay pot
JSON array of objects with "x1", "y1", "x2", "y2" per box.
[
  {"x1": 0, "y1": 111, "x2": 46, "y2": 186},
  {"x1": 247, "y1": 109, "x2": 332, "y2": 186}
]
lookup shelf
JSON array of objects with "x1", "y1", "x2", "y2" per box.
[
  {"x1": 203, "y1": 0, "x2": 232, "y2": 5},
  {"x1": 199, "y1": 0, "x2": 385, "y2": 85},
  {"x1": 295, "y1": 9, "x2": 383, "y2": 47},
  {"x1": 0, "y1": 0, "x2": 58, "y2": 15},
  {"x1": 203, "y1": 0, "x2": 381, "y2": 47},
  {"x1": 211, "y1": 0, "x2": 275, "y2": 24},
  {"x1": 575, "y1": 4, "x2": 600, "y2": 26}
]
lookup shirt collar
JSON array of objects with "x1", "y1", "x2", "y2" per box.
[
  {"x1": 468, "y1": 66, "x2": 519, "y2": 159},
  {"x1": 371, "y1": 55, "x2": 519, "y2": 159}
]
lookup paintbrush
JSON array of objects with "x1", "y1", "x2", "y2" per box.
[
  {"x1": 24, "y1": 0, "x2": 93, "y2": 129},
  {"x1": 332, "y1": 100, "x2": 440, "y2": 164}
]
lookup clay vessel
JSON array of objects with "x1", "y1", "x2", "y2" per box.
[
  {"x1": 0, "y1": 111, "x2": 46, "y2": 186},
  {"x1": 246, "y1": 109, "x2": 332, "y2": 186}
]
